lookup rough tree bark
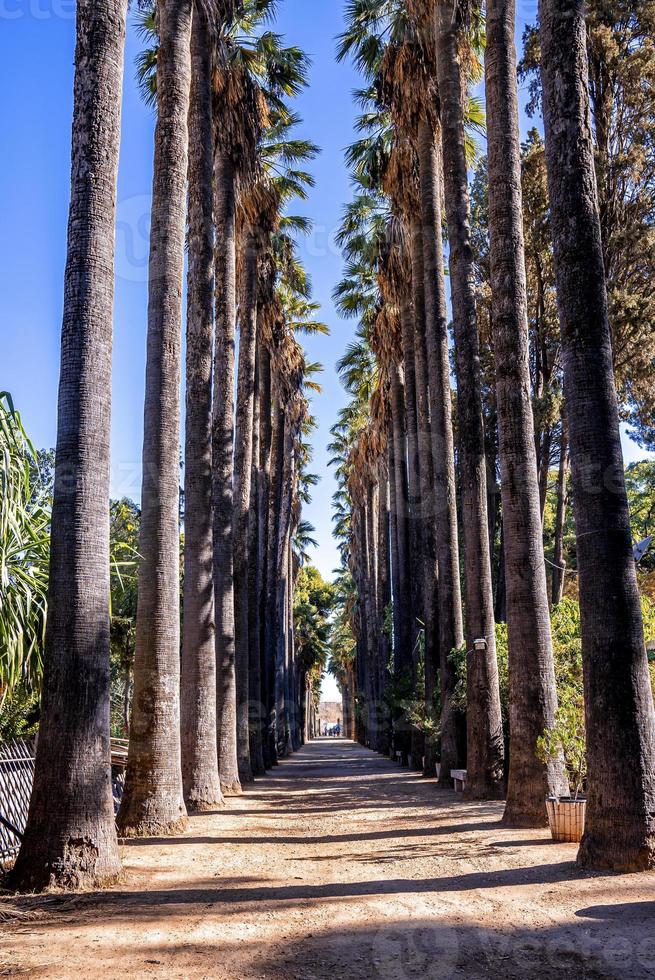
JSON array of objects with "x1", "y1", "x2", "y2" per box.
[
  {"x1": 399, "y1": 293, "x2": 425, "y2": 770},
  {"x1": 551, "y1": 417, "x2": 568, "y2": 606},
  {"x1": 485, "y1": 0, "x2": 568, "y2": 824},
  {"x1": 409, "y1": 213, "x2": 440, "y2": 778},
  {"x1": 249, "y1": 335, "x2": 266, "y2": 775},
  {"x1": 180, "y1": 7, "x2": 223, "y2": 813},
  {"x1": 11, "y1": 0, "x2": 127, "y2": 890},
  {"x1": 213, "y1": 149, "x2": 241, "y2": 797},
  {"x1": 118, "y1": 0, "x2": 192, "y2": 837},
  {"x1": 434, "y1": 0, "x2": 504, "y2": 798},
  {"x1": 417, "y1": 118, "x2": 466, "y2": 783},
  {"x1": 233, "y1": 230, "x2": 258, "y2": 785},
  {"x1": 540, "y1": 0, "x2": 655, "y2": 870}
]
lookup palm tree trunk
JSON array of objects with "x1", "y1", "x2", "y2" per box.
[
  {"x1": 434, "y1": 0, "x2": 504, "y2": 799},
  {"x1": 180, "y1": 7, "x2": 223, "y2": 813},
  {"x1": 118, "y1": 0, "x2": 192, "y2": 837},
  {"x1": 249, "y1": 334, "x2": 266, "y2": 775},
  {"x1": 551, "y1": 416, "x2": 568, "y2": 606},
  {"x1": 389, "y1": 363, "x2": 413, "y2": 756},
  {"x1": 233, "y1": 230, "x2": 258, "y2": 785},
  {"x1": 11, "y1": 0, "x2": 127, "y2": 890},
  {"x1": 365, "y1": 484, "x2": 380, "y2": 750},
  {"x1": 275, "y1": 420, "x2": 294, "y2": 755},
  {"x1": 376, "y1": 467, "x2": 392, "y2": 755},
  {"x1": 264, "y1": 400, "x2": 285, "y2": 766},
  {"x1": 213, "y1": 149, "x2": 241, "y2": 797},
  {"x1": 540, "y1": 0, "x2": 655, "y2": 871},
  {"x1": 485, "y1": 0, "x2": 568, "y2": 824},
  {"x1": 258, "y1": 348, "x2": 274, "y2": 769},
  {"x1": 417, "y1": 117, "x2": 466, "y2": 785},
  {"x1": 409, "y1": 214, "x2": 440, "y2": 778},
  {"x1": 399, "y1": 293, "x2": 424, "y2": 770}
]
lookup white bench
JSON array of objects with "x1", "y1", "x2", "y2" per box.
[{"x1": 451, "y1": 769, "x2": 468, "y2": 793}]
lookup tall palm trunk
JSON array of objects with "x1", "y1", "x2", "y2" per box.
[
  {"x1": 434, "y1": 0, "x2": 504, "y2": 799},
  {"x1": 551, "y1": 417, "x2": 568, "y2": 606},
  {"x1": 180, "y1": 8, "x2": 223, "y2": 813},
  {"x1": 376, "y1": 466, "x2": 393, "y2": 755},
  {"x1": 485, "y1": 0, "x2": 568, "y2": 824},
  {"x1": 539, "y1": 0, "x2": 655, "y2": 871},
  {"x1": 249, "y1": 337, "x2": 266, "y2": 775},
  {"x1": 11, "y1": 0, "x2": 127, "y2": 890},
  {"x1": 213, "y1": 149, "x2": 241, "y2": 796},
  {"x1": 258, "y1": 348, "x2": 275, "y2": 769},
  {"x1": 399, "y1": 293, "x2": 424, "y2": 769},
  {"x1": 118, "y1": 0, "x2": 192, "y2": 837},
  {"x1": 364, "y1": 483, "x2": 380, "y2": 749},
  {"x1": 417, "y1": 117, "x2": 466, "y2": 784},
  {"x1": 389, "y1": 364, "x2": 413, "y2": 756},
  {"x1": 409, "y1": 214, "x2": 440, "y2": 777},
  {"x1": 233, "y1": 230, "x2": 258, "y2": 785},
  {"x1": 264, "y1": 400, "x2": 285, "y2": 766},
  {"x1": 275, "y1": 419, "x2": 295, "y2": 755}
]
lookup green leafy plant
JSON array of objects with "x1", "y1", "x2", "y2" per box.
[
  {"x1": 537, "y1": 701, "x2": 587, "y2": 800},
  {"x1": 0, "y1": 392, "x2": 50, "y2": 704}
]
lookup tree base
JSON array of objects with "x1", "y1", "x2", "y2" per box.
[
  {"x1": 238, "y1": 765, "x2": 255, "y2": 785},
  {"x1": 9, "y1": 837, "x2": 121, "y2": 894},
  {"x1": 185, "y1": 794, "x2": 225, "y2": 813},
  {"x1": 502, "y1": 801, "x2": 549, "y2": 828},
  {"x1": 117, "y1": 814, "x2": 188, "y2": 839},
  {"x1": 465, "y1": 782, "x2": 506, "y2": 803},
  {"x1": 221, "y1": 779, "x2": 243, "y2": 797},
  {"x1": 577, "y1": 832, "x2": 655, "y2": 873}
]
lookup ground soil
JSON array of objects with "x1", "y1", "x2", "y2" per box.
[{"x1": 1, "y1": 739, "x2": 654, "y2": 979}]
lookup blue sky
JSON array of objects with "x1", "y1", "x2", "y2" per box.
[
  {"x1": 0, "y1": 0, "x2": 362, "y2": 584},
  {"x1": 0, "y1": 3, "x2": 651, "y2": 705}
]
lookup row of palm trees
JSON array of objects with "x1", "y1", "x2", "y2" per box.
[
  {"x1": 10, "y1": 0, "x2": 325, "y2": 891},
  {"x1": 331, "y1": 0, "x2": 655, "y2": 873}
]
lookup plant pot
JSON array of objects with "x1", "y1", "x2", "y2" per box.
[{"x1": 546, "y1": 796, "x2": 587, "y2": 843}]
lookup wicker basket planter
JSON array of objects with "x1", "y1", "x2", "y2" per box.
[{"x1": 546, "y1": 796, "x2": 587, "y2": 843}]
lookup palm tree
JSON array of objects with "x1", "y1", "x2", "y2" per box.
[
  {"x1": 213, "y1": 139, "x2": 242, "y2": 796},
  {"x1": 433, "y1": 0, "x2": 505, "y2": 798},
  {"x1": 11, "y1": 0, "x2": 127, "y2": 888},
  {"x1": 180, "y1": 5, "x2": 224, "y2": 813},
  {"x1": 539, "y1": 0, "x2": 655, "y2": 870},
  {"x1": 212, "y1": 0, "x2": 314, "y2": 788},
  {"x1": 118, "y1": 0, "x2": 194, "y2": 837},
  {"x1": 485, "y1": 0, "x2": 568, "y2": 824},
  {"x1": 232, "y1": 104, "x2": 317, "y2": 783}
]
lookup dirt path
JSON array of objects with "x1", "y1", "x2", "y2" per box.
[{"x1": 2, "y1": 739, "x2": 654, "y2": 979}]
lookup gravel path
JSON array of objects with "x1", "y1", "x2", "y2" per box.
[{"x1": 2, "y1": 739, "x2": 654, "y2": 979}]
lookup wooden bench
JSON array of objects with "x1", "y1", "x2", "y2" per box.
[
  {"x1": 451, "y1": 769, "x2": 468, "y2": 793},
  {"x1": 110, "y1": 738, "x2": 129, "y2": 769}
]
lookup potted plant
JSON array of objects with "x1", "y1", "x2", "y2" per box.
[{"x1": 537, "y1": 701, "x2": 588, "y2": 843}]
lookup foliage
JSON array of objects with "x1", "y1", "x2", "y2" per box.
[
  {"x1": 0, "y1": 681, "x2": 39, "y2": 741},
  {"x1": 518, "y1": 1, "x2": 655, "y2": 445},
  {"x1": 0, "y1": 393, "x2": 50, "y2": 705},
  {"x1": 108, "y1": 498, "x2": 141, "y2": 738},
  {"x1": 453, "y1": 596, "x2": 655, "y2": 789},
  {"x1": 626, "y1": 461, "x2": 655, "y2": 571},
  {"x1": 294, "y1": 565, "x2": 335, "y2": 702},
  {"x1": 537, "y1": 703, "x2": 587, "y2": 800}
]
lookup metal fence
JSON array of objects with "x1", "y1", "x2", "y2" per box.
[
  {"x1": 0, "y1": 737, "x2": 131, "y2": 864},
  {"x1": 0, "y1": 738, "x2": 35, "y2": 864}
]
